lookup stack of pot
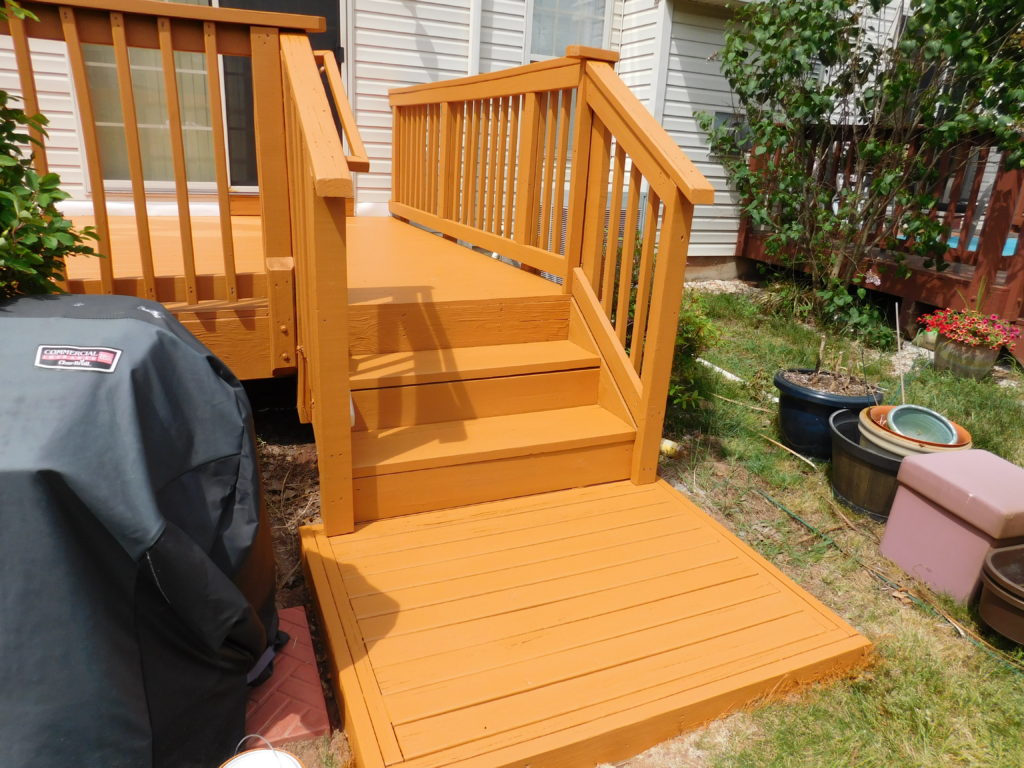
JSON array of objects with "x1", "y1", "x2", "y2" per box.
[{"x1": 829, "y1": 404, "x2": 972, "y2": 520}]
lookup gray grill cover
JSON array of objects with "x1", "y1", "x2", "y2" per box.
[{"x1": 0, "y1": 294, "x2": 277, "y2": 768}]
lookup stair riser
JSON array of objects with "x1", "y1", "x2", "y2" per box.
[
  {"x1": 349, "y1": 296, "x2": 571, "y2": 354},
  {"x1": 353, "y1": 442, "x2": 633, "y2": 521},
  {"x1": 353, "y1": 369, "x2": 600, "y2": 431}
]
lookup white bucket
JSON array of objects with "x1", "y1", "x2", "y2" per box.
[{"x1": 220, "y1": 748, "x2": 305, "y2": 768}]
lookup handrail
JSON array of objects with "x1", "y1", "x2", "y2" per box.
[
  {"x1": 389, "y1": 47, "x2": 714, "y2": 485},
  {"x1": 315, "y1": 50, "x2": 371, "y2": 173},
  {"x1": 280, "y1": 35, "x2": 353, "y2": 197}
]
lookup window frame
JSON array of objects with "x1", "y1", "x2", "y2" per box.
[{"x1": 523, "y1": 0, "x2": 615, "y2": 64}]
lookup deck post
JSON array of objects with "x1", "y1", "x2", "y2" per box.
[
  {"x1": 251, "y1": 26, "x2": 298, "y2": 375},
  {"x1": 632, "y1": 189, "x2": 694, "y2": 483},
  {"x1": 563, "y1": 69, "x2": 594, "y2": 293}
]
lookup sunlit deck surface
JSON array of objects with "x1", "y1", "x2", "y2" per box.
[
  {"x1": 302, "y1": 480, "x2": 871, "y2": 768},
  {"x1": 346, "y1": 217, "x2": 561, "y2": 305}
]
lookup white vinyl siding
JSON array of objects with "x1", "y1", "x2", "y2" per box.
[
  {"x1": 662, "y1": 7, "x2": 739, "y2": 261},
  {"x1": 0, "y1": 37, "x2": 85, "y2": 197},
  {"x1": 349, "y1": 0, "x2": 473, "y2": 212},
  {"x1": 481, "y1": 0, "x2": 528, "y2": 73},
  {"x1": 616, "y1": 0, "x2": 660, "y2": 110}
]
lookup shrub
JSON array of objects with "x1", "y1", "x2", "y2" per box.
[
  {"x1": 669, "y1": 291, "x2": 720, "y2": 411},
  {"x1": 0, "y1": 79, "x2": 97, "y2": 298}
]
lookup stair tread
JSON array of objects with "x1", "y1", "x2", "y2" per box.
[
  {"x1": 350, "y1": 340, "x2": 598, "y2": 390},
  {"x1": 353, "y1": 405, "x2": 635, "y2": 477}
]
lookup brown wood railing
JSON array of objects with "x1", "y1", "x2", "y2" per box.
[
  {"x1": 5, "y1": 0, "x2": 361, "y2": 533},
  {"x1": 389, "y1": 47, "x2": 715, "y2": 484}
]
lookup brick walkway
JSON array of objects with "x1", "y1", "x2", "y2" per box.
[{"x1": 246, "y1": 606, "x2": 331, "y2": 745}]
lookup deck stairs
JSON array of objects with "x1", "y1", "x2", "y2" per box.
[{"x1": 347, "y1": 257, "x2": 636, "y2": 521}]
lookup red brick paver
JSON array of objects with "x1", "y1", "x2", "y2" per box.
[{"x1": 246, "y1": 606, "x2": 331, "y2": 745}]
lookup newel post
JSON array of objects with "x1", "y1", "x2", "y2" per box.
[{"x1": 631, "y1": 189, "x2": 695, "y2": 483}]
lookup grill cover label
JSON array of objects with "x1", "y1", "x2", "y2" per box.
[{"x1": 35, "y1": 345, "x2": 122, "y2": 373}]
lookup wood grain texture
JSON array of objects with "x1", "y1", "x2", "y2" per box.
[
  {"x1": 348, "y1": 296, "x2": 570, "y2": 354},
  {"x1": 351, "y1": 369, "x2": 600, "y2": 431},
  {"x1": 352, "y1": 444, "x2": 633, "y2": 521},
  {"x1": 352, "y1": 405, "x2": 634, "y2": 478},
  {"x1": 304, "y1": 480, "x2": 871, "y2": 768},
  {"x1": 350, "y1": 340, "x2": 598, "y2": 389}
]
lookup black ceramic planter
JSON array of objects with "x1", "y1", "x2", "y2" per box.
[{"x1": 774, "y1": 369, "x2": 882, "y2": 460}]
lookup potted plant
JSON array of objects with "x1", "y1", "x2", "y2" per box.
[
  {"x1": 917, "y1": 306, "x2": 1020, "y2": 380},
  {"x1": 773, "y1": 344, "x2": 883, "y2": 460}
]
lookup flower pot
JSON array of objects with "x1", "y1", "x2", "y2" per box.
[
  {"x1": 829, "y1": 410, "x2": 902, "y2": 521},
  {"x1": 858, "y1": 405, "x2": 972, "y2": 458},
  {"x1": 773, "y1": 370, "x2": 882, "y2": 460},
  {"x1": 934, "y1": 336, "x2": 999, "y2": 380},
  {"x1": 979, "y1": 544, "x2": 1024, "y2": 645}
]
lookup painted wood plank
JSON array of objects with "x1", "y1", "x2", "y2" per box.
[
  {"x1": 352, "y1": 405, "x2": 633, "y2": 478},
  {"x1": 348, "y1": 297, "x2": 571, "y2": 355},
  {"x1": 300, "y1": 527, "x2": 399, "y2": 768},
  {"x1": 353, "y1": 442, "x2": 632, "y2": 522},
  {"x1": 352, "y1": 369, "x2": 600, "y2": 432},
  {"x1": 349, "y1": 340, "x2": 598, "y2": 389}
]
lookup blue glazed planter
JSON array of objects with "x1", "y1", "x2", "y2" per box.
[{"x1": 774, "y1": 370, "x2": 882, "y2": 460}]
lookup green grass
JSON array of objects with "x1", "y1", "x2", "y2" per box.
[{"x1": 659, "y1": 290, "x2": 1024, "y2": 768}]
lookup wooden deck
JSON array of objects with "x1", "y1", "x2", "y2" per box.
[{"x1": 302, "y1": 480, "x2": 871, "y2": 768}]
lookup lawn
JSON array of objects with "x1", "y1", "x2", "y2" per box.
[{"x1": 641, "y1": 288, "x2": 1024, "y2": 768}]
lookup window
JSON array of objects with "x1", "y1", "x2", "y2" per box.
[{"x1": 530, "y1": 0, "x2": 610, "y2": 60}]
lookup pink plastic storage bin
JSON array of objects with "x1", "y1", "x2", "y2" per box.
[{"x1": 880, "y1": 449, "x2": 1024, "y2": 603}]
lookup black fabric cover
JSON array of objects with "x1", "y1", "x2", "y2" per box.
[{"x1": 0, "y1": 294, "x2": 277, "y2": 768}]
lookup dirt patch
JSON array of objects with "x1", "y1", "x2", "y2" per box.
[{"x1": 782, "y1": 369, "x2": 881, "y2": 398}]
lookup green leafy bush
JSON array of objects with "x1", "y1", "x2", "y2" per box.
[
  {"x1": 699, "y1": 0, "x2": 1024, "y2": 287},
  {"x1": 668, "y1": 291, "x2": 720, "y2": 411},
  {"x1": 0, "y1": 90, "x2": 97, "y2": 299}
]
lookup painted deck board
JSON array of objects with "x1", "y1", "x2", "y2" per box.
[
  {"x1": 347, "y1": 216, "x2": 560, "y2": 305},
  {"x1": 302, "y1": 480, "x2": 871, "y2": 768}
]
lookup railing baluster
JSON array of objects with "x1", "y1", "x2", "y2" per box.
[
  {"x1": 553, "y1": 88, "x2": 571, "y2": 254},
  {"x1": 464, "y1": 101, "x2": 480, "y2": 225},
  {"x1": 630, "y1": 190, "x2": 660, "y2": 372},
  {"x1": 602, "y1": 143, "x2": 626, "y2": 314},
  {"x1": 9, "y1": 13, "x2": 48, "y2": 176},
  {"x1": 539, "y1": 91, "x2": 558, "y2": 250},
  {"x1": 60, "y1": 6, "x2": 114, "y2": 293},
  {"x1": 452, "y1": 103, "x2": 465, "y2": 221},
  {"x1": 475, "y1": 99, "x2": 490, "y2": 229},
  {"x1": 203, "y1": 21, "x2": 237, "y2": 301},
  {"x1": 111, "y1": 11, "x2": 157, "y2": 300},
  {"x1": 491, "y1": 97, "x2": 509, "y2": 235},
  {"x1": 513, "y1": 92, "x2": 542, "y2": 247},
  {"x1": 580, "y1": 119, "x2": 611, "y2": 287},
  {"x1": 615, "y1": 164, "x2": 642, "y2": 345},
  {"x1": 504, "y1": 95, "x2": 519, "y2": 238},
  {"x1": 158, "y1": 17, "x2": 198, "y2": 304},
  {"x1": 485, "y1": 98, "x2": 501, "y2": 233},
  {"x1": 427, "y1": 104, "x2": 439, "y2": 214}
]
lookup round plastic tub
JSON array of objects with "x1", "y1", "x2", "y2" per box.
[
  {"x1": 979, "y1": 544, "x2": 1024, "y2": 645},
  {"x1": 829, "y1": 409, "x2": 902, "y2": 521}
]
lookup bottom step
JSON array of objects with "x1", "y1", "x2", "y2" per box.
[
  {"x1": 354, "y1": 442, "x2": 631, "y2": 521},
  {"x1": 301, "y1": 480, "x2": 872, "y2": 768}
]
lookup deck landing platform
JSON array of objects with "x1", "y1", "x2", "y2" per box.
[{"x1": 301, "y1": 481, "x2": 871, "y2": 768}]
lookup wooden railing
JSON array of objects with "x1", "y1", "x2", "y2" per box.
[
  {"x1": 5, "y1": 0, "x2": 362, "y2": 533},
  {"x1": 389, "y1": 47, "x2": 715, "y2": 483}
]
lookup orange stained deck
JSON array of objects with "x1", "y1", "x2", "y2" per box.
[{"x1": 301, "y1": 480, "x2": 872, "y2": 768}]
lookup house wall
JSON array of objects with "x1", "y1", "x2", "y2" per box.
[{"x1": 0, "y1": 37, "x2": 85, "y2": 197}]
